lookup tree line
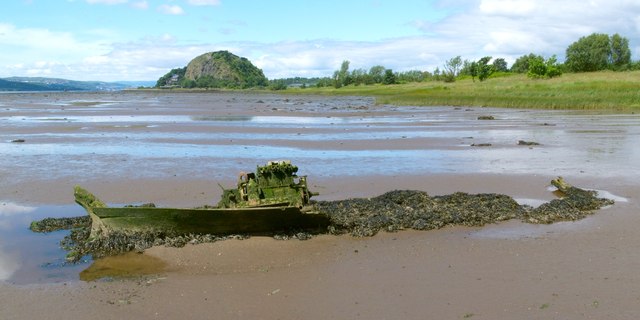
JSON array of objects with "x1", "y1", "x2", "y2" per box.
[{"x1": 279, "y1": 32, "x2": 637, "y2": 89}]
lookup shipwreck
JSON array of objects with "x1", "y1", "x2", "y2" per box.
[{"x1": 74, "y1": 160, "x2": 330, "y2": 237}]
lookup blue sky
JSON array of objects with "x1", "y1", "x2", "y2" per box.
[{"x1": 1, "y1": 0, "x2": 639, "y2": 81}]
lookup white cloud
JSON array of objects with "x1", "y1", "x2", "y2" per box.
[
  {"x1": 131, "y1": 0, "x2": 148, "y2": 9},
  {"x1": 244, "y1": 37, "x2": 456, "y2": 79},
  {"x1": 187, "y1": 0, "x2": 221, "y2": 6},
  {"x1": 157, "y1": 4, "x2": 184, "y2": 15},
  {"x1": 479, "y1": 0, "x2": 536, "y2": 16},
  {"x1": 0, "y1": 246, "x2": 20, "y2": 281},
  {"x1": 428, "y1": 0, "x2": 640, "y2": 62},
  {"x1": 0, "y1": 24, "x2": 110, "y2": 63},
  {"x1": 0, "y1": 23, "x2": 76, "y2": 50},
  {"x1": 0, "y1": 202, "x2": 35, "y2": 217}
]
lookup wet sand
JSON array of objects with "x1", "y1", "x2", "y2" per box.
[{"x1": 2, "y1": 91, "x2": 640, "y2": 319}]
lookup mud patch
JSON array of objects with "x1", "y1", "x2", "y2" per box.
[{"x1": 79, "y1": 251, "x2": 167, "y2": 281}]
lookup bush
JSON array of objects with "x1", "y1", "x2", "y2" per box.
[
  {"x1": 383, "y1": 69, "x2": 397, "y2": 85},
  {"x1": 269, "y1": 80, "x2": 287, "y2": 91},
  {"x1": 527, "y1": 55, "x2": 562, "y2": 79}
]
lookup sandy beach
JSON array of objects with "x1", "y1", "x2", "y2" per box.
[{"x1": 2, "y1": 91, "x2": 640, "y2": 319}]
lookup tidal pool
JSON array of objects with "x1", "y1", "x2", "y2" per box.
[{"x1": 0, "y1": 203, "x2": 87, "y2": 284}]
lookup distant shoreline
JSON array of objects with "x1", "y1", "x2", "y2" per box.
[
  {"x1": 280, "y1": 70, "x2": 640, "y2": 111},
  {"x1": 140, "y1": 70, "x2": 640, "y2": 111},
  {"x1": 5, "y1": 70, "x2": 639, "y2": 111}
]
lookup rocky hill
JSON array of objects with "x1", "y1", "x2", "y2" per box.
[{"x1": 156, "y1": 51, "x2": 268, "y2": 89}]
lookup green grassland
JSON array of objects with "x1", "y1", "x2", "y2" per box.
[{"x1": 284, "y1": 71, "x2": 640, "y2": 111}]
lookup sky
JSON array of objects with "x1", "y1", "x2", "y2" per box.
[{"x1": 1, "y1": 0, "x2": 639, "y2": 82}]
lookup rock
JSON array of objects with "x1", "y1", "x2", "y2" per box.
[
  {"x1": 518, "y1": 140, "x2": 540, "y2": 146},
  {"x1": 183, "y1": 51, "x2": 268, "y2": 88}
]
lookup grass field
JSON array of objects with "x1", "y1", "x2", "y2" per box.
[{"x1": 283, "y1": 70, "x2": 640, "y2": 111}]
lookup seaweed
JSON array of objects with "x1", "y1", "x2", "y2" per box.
[
  {"x1": 316, "y1": 190, "x2": 526, "y2": 236},
  {"x1": 30, "y1": 216, "x2": 91, "y2": 233}
]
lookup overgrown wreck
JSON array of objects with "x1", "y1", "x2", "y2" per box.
[
  {"x1": 31, "y1": 161, "x2": 616, "y2": 262},
  {"x1": 75, "y1": 160, "x2": 329, "y2": 237}
]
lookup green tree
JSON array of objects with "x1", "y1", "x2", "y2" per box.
[
  {"x1": 333, "y1": 60, "x2": 351, "y2": 88},
  {"x1": 351, "y1": 68, "x2": 371, "y2": 85},
  {"x1": 421, "y1": 70, "x2": 434, "y2": 81},
  {"x1": 476, "y1": 56, "x2": 493, "y2": 81},
  {"x1": 545, "y1": 56, "x2": 563, "y2": 78},
  {"x1": 268, "y1": 79, "x2": 287, "y2": 90},
  {"x1": 316, "y1": 77, "x2": 332, "y2": 88},
  {"x1": 527, "y1": 55, "x2": 562, "y2": 79},
  {"x1": 442, "y1": 56, "x2": 462, "y2": 82},
  {"x1": 468, "y1": 62, "x2": 478, "y2": 82},
  {"x1": 181, "y1": 79, "x2": 196, "y2": 88},
  {"x1": 459, "y1": 59, "x2": 474, "y2": 76},
  {"x1": 527, "y1": 56, "x2": 546, "y2": 78},
  {"x1": 492, "y1": 58, "x2": 508, "y2": 72},
  {"x1": 332, "y1": 70, "x2": 342, "y2": 88},
  {"x1": 369, "y1": 65, "x2": 386, "y2": 84},
  {"x1": 511, "y1": 53, "x2": 543, "y2": 73},
  {"x1": 155, "y1": 67, "x2": 186, "y2": 87},
  {"x1": 397, "y1": 70, "x2": 426, "y2": 83},
  {"x1": 383, "y1": 69, "x2": 396, "y2": 84},
  {"x1": 433, "y1": 67, "x2": 441, "y2": 81},
  {"x1": 610, "y1": 33, "x2": 631, "y2": 70},
  {"x1": 565, "y1": 33, "x2": 611, "y2": 72}
]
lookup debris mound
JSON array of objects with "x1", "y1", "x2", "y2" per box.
[
  {"x1": 522, "y1": 177, "x2": 614, "y2": 224},
  {"x1": 59, "y1": 228, "x2": 249, "y2": 262},
  {"x1": 316, "y1": 190, "x2": 526, "y2": 236}
]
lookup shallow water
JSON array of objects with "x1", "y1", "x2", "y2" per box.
[
  {"x1": 3, "y1": 92, "x2": 640, "y2": 184},
  {"x1": 0, "y1": 203, "x2": 88, "y2": 284},
  {"x1": 0, "y1": 201, "x2": 171, "y2": 284}
]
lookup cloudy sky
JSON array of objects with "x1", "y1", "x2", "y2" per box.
[{"x1": 1, "y1": 0, "x2": 639, "y2": 81}]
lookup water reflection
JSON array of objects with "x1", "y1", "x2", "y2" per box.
[
  {"x1": 0, "y1": 203, "x2": 88, "y2": 284},
  {"x1": 0, "y1": 201, "x2": 171, "y2": 284},
  {"x1": 0, "y1": 202, "x2": 36, "y2": 217},
  {"x1": 0, "y1": 245, "x2": 19, "y2": 281},
  {"x1": 79, "y1": 252, "x2": 167, "y2": 282}
]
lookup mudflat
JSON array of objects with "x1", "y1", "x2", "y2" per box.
[{"x1": 1, "y1": 91, "x2": 639, "y2": 319}]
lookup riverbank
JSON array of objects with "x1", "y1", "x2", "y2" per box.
[{"x1": 283, "y1": 70, "x2": 640, "y2": 111}]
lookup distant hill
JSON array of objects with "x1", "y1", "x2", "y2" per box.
[
  {"x1": 0, "y1": 78, "x2": 53, "y2": 91},
  {"x1": 0, "y1": 77, "x2": 155, "y2": 92},
  {"x1": 156, "y1": 51, "x2": 268, "y2": 89}
]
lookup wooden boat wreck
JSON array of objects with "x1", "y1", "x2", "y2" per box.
[{"x1": 75, "y1": 160, "x2": 330, "y2": 237}]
